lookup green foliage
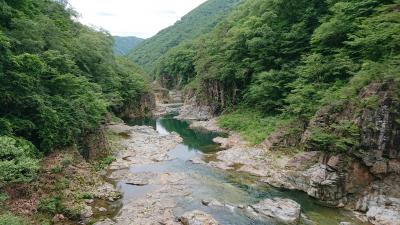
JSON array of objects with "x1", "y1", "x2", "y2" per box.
[
  {"x1": 51, "y1": 165, "x2": 62, "y2": 174},
  {"x1": 38, "y1": 196, "x2": 81, "y2": 219},
  {"x1": 93, "y1": 156, "x2": 116, "y2": 171},
  {"x1": 244, "y1": 70, "x2": 295, "y2": 113},
  {"x1": 60, "y1": 155, "x2": 73, "y2": 167},
  {"x1": 77, "y1": 192, "x2": 93, "y2": 200},
  {"x1": 152, "y1": 0, "x2": 399, "y2": 150},
  {"x1": 218, "y1": 109, "x2": 290, "y2": 144},
  {"x1": 113, "y1": 36, "x2": 144, "y2": 56},
  {"x1": 0, "y1": 193, "x2": 9, "y2": 204},
  {"x1": 37, "y1": 197, "x2": 64, "y2": 215},
  {"x1": 53, "y1": 177, "x2": 70, "y2": 191},
  {"x1": 155, "y1": 43, "x2": 197, "y2": 89},
  {"x1": 129, "y1": 0, "x2": 242, "y2": 73},
  {"x1": 0, "y1": 0, "x2": 151, "y2": 154},
  {"x1": 0, "y1": 213, "x2": 27, "y2": 225},
  {"x1": 0, "y1": 136, "x2": 39, "y2": 188},
  {"x1": 306, "y1": 121, "x2": 360, "y2": 153}
]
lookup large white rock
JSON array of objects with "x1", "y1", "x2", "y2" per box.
[
  {"x1": 366, "y1": 206, "x2": 400, "y2": 225},
  {"x1": 249, "y1": 198, "x2": 301, "y2": 224},
  {"x1": 179, "y1": 210, "x2": 219, "y2": 225}
]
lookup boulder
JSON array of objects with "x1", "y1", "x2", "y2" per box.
[
  {"x1": 366, "y1": 206, "x2": 400, "y2": 225},
  {"x1": 179, "y1": 210, "x2": 219, "y2": 225},
  {"x1": 248, "y1": 198, "x2": 301, "y2": 224},
  {"x1": 81, "y1": 205, "x2": 93, "y2": 218},
  {"x1": 52, "y1": 214, "x2": 65, "y2": 223}
]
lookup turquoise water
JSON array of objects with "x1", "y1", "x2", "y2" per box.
[{"x1": 118, "y1": 116, "x2": 367, "y2": 225}]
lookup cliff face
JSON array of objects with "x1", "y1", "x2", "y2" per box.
[
  {"x1": 175, "y1": 90, "x2": 213, "y2": 121},
  {"x1": 263, "y1": 81, "x2": 400, "y2": 223},
  {"x1": 118, "y1": 93, "x2": 156, "y2": 119},
  {"x1": 79, "y1": 126, "x2": 110, "y2": 160}
]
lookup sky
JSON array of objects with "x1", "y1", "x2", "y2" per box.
[{"x1": 68, "y1": 0, "x2": 207, "y2": 39}]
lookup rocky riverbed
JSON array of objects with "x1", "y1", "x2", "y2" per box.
[
  {"x1": 90, "y1": 115, "x2": 374, "y2": 225},
  {"x1": 189, "y1": 118, "x2": 400, "y2": 225}
]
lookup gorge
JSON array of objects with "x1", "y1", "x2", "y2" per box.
[{"x1": 0, "y1": 0, "x2": 399, "y2": 225}]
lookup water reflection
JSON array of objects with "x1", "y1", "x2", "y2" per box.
[{"x1": 126, "y1": 115, "x2": 223, "y2": 153}]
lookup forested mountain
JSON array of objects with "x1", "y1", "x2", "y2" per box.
[
  {"x1": 156, "y1": 0, "x2": 400, "y2": 143},
  {"x1": 113, "y1": 36, "x2": 144, "y2": 56},
  {"x1": 0, "y1": 0, "x2": 151, "y2": 191},
  {"x1": 128, "y1": 0, "x2": 243, "y2": 73}
]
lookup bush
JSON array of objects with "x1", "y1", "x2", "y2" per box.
[
  {"x1": 38, "y1": 197, "x2": 64, "y2": 215},
  {"x1": 306, "y1": 121, "x2": 360, "y2": 153},
  {"x1": 93, "y1": 156, "x2": 116, "y2": 171},
  {"x1": 0, "y1": 213, "x2": 26, "y2": 225},
  {"x1": 54, "y1": 178, "x2": 70, "y2": 191},
  {"x1": 218, "y1": 109, "x2": 291, "y2": 145},
  {"x1": 77, "y1": 192, "x2": 93, "y2": 200},
  {"x1": 51, "y1": 165, "x2": 62, "y2": 174},
  {"x1": 0, "y1": 136, "x2": 40, "y2": 188},
  {"x1": 61, "y1": 155, "x2": 73, "y2": 167}
]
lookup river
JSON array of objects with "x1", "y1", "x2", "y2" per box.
[{"x1": 101, "y1": 115, "x2": 366, "y2": 225}]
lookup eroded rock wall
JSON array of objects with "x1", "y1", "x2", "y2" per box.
[{"x1": 263, "y1": 81, "x2": 400, "y2": 223}]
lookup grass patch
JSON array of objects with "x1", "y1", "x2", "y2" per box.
[
  {"x1": 51, "y1": 165, "x2": 62, "y2": 174},
  {"x1": 218, "y1": 109, "x2": 291, "y2": 145},
  {"x1": 93, "y1": 156, "x2": 116, "y2": 171},
  {"x1": 0, "y1": 213, "x2": 27, "y2": 225}
]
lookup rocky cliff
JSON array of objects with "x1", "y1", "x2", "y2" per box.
[
  {"x1": 200, "y1": 80, "x2": 400, "y2": 225},
  {"x1": 265, "y1": 81, "x2": 400, "y2": 224},
  {"x1": 118, "y1": 93, "x2": 156, "y2": 119}
]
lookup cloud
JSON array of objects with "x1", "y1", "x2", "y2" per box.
[
  {"x1": 157, "y1": 10, "x2": 177, "y2": 16},
  {"x1": 68, "y1": 0, "x2": 207, "y2": 38},
  {"x1": 96, "y1": 12, "x2": 115, "y2": 17}
]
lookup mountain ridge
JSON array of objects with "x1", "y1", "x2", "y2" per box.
[
  {"x1": 128, "y1": 0, "x2": 243, "y2": 73},
  {"x1": 113, "y1": 36, "x2": 144, "y2": 56}
]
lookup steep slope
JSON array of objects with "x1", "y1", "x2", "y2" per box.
[
  {"x1": 113, "y1": 36, "x2": 144, "y2": 56},
  {"x1": 129, "y1": 0, "x2": 242, "y2": 73},
  {"x1": 0, "y1": 0, "x2": 153, "y2": 197},
  {"x1": 160, "y1": 0, "x2": 400, "y2": 223}
]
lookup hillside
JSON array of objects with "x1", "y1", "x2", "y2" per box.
[
  {"x1": 113, "y1": 36, "x2": 144, "y2": 56},
  {"x1": 0, "y1": 1, "x2": 153, "y2": 223},
  {"x1": 158, "y1": 0, "x2": 400, "y2": 222},
  {"x1": 128, "y1": 0, "x2": 242, "y2": 73}
]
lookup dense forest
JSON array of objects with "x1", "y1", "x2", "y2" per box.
[
  {"x1": 0, "y1": 0, "x2": 150, "y2": 193},
  {"x1": 129, "y1": 0, "x2": 242, "y2": 73},
  {"x1": 155, "y1": 0, "x2": 400, "y2": 144},
  {"x1": 113, "y1": 36, "x2": 143, "y2": 56}
]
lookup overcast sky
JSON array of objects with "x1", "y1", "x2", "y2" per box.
[{"x1": 68, "y1": 0, "x2": 207, "y2": 38}]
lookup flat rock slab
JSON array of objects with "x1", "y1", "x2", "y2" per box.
[
  {"x1": 248, "y1": 197, "x2": 301, "y2": 225},
  {"x1": 108, "y1": 125, "x2": 182, "y2": 170},
  {"x1": 189, "y1": 119, "x2": 224, "y2": 133},
  {"x1": 111, "y1": 172, "x2": 190, "y2": 225},
  {"x1": 109, "y1": 170, "x2": 156, "y2": 186}
]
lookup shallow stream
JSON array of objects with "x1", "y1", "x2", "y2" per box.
[{"x1": 105, "y1": 115, "x2": 366, "y2": 225}]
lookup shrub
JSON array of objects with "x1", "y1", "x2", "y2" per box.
[
  {"x1": 93, "y1": 156, "x2": 116, "y2": 171},
  {"x1": 0, "y1": 136, "x2": 40, "y2": 188},
  {"x1": 0, "y1": 213, "x2": 26, "y2": 225},
  {"x1": 38, "y1": 197, "x2": 64, "y2": 215},
  {"x1": 306, "y1": 121, "x2": 360, "y2": 153},
  {"x1": 218, "y1": 109, "x2": 291, "y2": 145},
  {"x1": 54, "y1": 178, "x2": 70, "y2": 191},
  {"x1": 77, "y1": 192, "x2": 93, "y2": 200},
  {"x1": 61, "y1": 155, "x2": 73, "y2": 167},
  {"x1": 51, "y1": 165, "x2": 62, "y2": 174}
]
